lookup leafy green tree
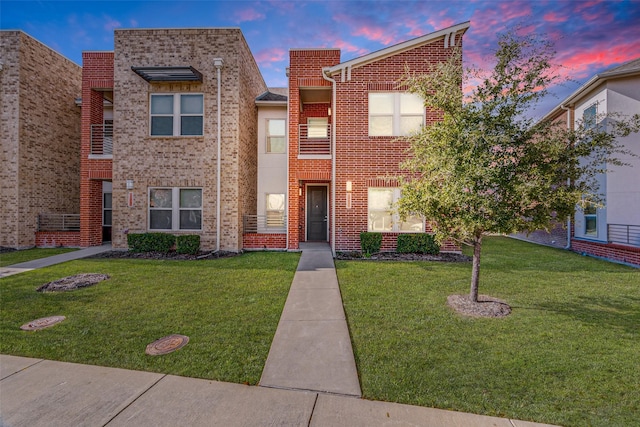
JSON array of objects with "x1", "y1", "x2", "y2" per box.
[{"x1": 398, "y1": 30, "x2": 639, "y2": 303}]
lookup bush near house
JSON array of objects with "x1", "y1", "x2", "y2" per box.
[
  {"x1": 127, "y1": 233, "x2": 175, "y2": 253},
  {"x1": 397, "y1": 233, "x2": 440, "y2": 254},
  {"x1": 176, "y1": 235, "x2": 200, "y2": 255},
  {"x1": 360, "y1": 232, "x2": 382, "y2": 256}
]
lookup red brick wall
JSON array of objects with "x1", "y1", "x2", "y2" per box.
[
  {"x1": 571, "y1": 239, "x2": 640, "y2": 267},
  {"x1": 332, "y1": 36, "x2": 463, "y2": 252},
  {"x1": 35, "y1": 231, "x2": 80, "y2": 247},
  {"x1": 243, "y1": 233, "x2": 287, "y2": 250},
  {"x1": 287, "y1": 49, "x2": 341, "y2": 249},
  {"x1": 80, "y1": 52, "x2": 114, "y2": 247}
]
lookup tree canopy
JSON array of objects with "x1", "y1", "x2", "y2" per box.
[{"x1": 397, "y1": 30, "x2": 639, "y2": 303}]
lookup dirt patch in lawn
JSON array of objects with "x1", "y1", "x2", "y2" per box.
[
  {"x1": 88, "y1": 250, "x2": 238, "y2": 261},
  {"x1": 37, "y1": 273, "x2": 110, "y2": 292},
  {"x1": 335, "y1": 251, "x2": 471, "y2": 262},
  {"x1": 447, "y1": 294, "x2": 512, "y2": 318}
]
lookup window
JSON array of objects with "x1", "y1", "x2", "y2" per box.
[
  {"x1": 368, "y1": 92, "x2": 424, "y2": 136},
  {"x1": 266, "y1": 119, "x2": 286, "y2": 153},
  {"x1": 307, "y1": 118, "x2": 328, "y2": 139},
  {"x1": 584, "y1": 203, "x2": 597, "y2": 236},
  {"x1": 583, "y1": 103, "x2": 597, "y2": 129},
  {"x1": 368, "y1": 188, "x2": 424, "y2": 232},
  {"x1": 151, "y1": 94, "x2": 203, "y2": 136},
  {"x1": 266, "y1": 193, "x2": 285, "y2": 228},
  {"x1": 149, "y1": 188, "x2": 202, "y2": 230},
  {"x1": 103, "y1": 192, "x2": 112, "y2": 227}
]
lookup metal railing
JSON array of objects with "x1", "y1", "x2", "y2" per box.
[
  {"x1": 243, "y1": 214, "x2": 287, "y2": 233},
  {"x1": 608, "y1": 224, "x2": 640, "y2": 247},
  {"x1": 38, "y1": 214, "x2": 80, "y2": 231},
  {"x1": 91, "y1": 124, "x2": 113, "y2": 155},
  {"x1": 299, "y1": 124, "x2": 331, "y2": 156}
]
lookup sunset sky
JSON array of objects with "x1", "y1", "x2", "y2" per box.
[{"x1": 3, "y1": 0, "x2": 639, "y2": 118}]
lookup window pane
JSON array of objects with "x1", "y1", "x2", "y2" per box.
[
  {"x1": 369, "y1": 189, "x2": 393, "y2": 210},
  {"x1": 267, "y1": 194, "x2": 285, "y2": 211},
  {"x1": 267, "y1": 136, "x2": 286, "y2": 153},
  {"x1": 585, "y1": 216, "x2": 597, "y2": 235},
  {"x1": 266, "y1": 211, "x2": 285, "y2": 227},
  {"x1": 180, "y1": 210, "x2": 202, "y2": 230},
  {"x1": 400, "y1": 215, "x2": 424, "y2": 232},
  {"x1": 103, "y1": 210, "x2": 112, "y2": 226},
  {"x1": 103, "y1": 193, "x2": 112, "y2": 209},
  {"x1": 369, "y1": 116, "x2": 393, "y2": 136},
  {"x1": 368, "y1": 211, "x2": 393, "y2": 231},
  {"x1": 307, "y1": 118, "x2": 328, "y2": 138},
  {"x1": 150, "y1": 189, "x2": 172, "y2": 208},
  {"x1": 151, "y1": 95, "x2": 173, "y2": 114},
  {"x1": 400, "y1": 115, "x2": 423, "y2": 135},
  {"x1": 151, "y1": 116, "x2": 173, "y2": 136},
  {"x1": 369, "y1": 93, "x2": 393, "y2": 114},
  {"x1": 150, "y1": 210, "x2": 172, "y2": 229},
  {"x1": 268, "y1": 119, "x2": 286, "y2": 136},
  {"x1": 180, "y1": 189, "x2": 202, "y2": 208},
  {"x1": 181, "y1": 94, "x2": 203, "y2": 114},
  {"x1": 181, "y1": 116, "x2": 203, "y2": 135},
  {"x1": 583, "y1": 104, "x2": 597, "y2": 129},
  {"x1": 400, "y1": 93, "x2": 424, "y2": 114}
]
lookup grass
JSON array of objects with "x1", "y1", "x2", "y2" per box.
[
  {"x1": 0, "y1": 248, "x2": 78, "y2": 267},
  {"x1": 336, "y1": 236, "x2": 639, "y2": 427},
  {"x1": 0, "y1": 252, "x2": 300, "y2": 385}
]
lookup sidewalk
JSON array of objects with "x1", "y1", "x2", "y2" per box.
[
  {"x1": 0, "y1": 244, "x2": 113, "y2": 278},
  {"x1": 0, "y1": 355, "x2": 557, "y2": 426},
  {"x1": 0, "y1": 244, "x2": 560, "y2": 426}
]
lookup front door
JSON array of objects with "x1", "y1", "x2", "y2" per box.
[{"x1": 307, "y1": 186, "x2": 327, "y2": 241}]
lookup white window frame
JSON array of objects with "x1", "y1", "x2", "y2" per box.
[
  {"x1": 367, "y1": 188, "x2": 424, "y2": 232},
  {"x1": 266, "y1": 119, "x2": 286, "y2": 153},
  {"x1": 307, "y1": 117, "x2": 329, "y2": 139},
  {"x1": 368, "y1": 92, "x2": 424, "y2": 136},
  {"x1": 148, "y1": 187, "x2": 203, "y2": 231},
  {"x1": 150, "y1": 93, "x2": 204, "y2": 136}
]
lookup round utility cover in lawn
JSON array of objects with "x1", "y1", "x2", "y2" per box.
[
  {"x1": 21, "y1": 315, "x2": 66, "y2": 331},
  {"x1": 146, "y1": 334, "x2": 189, "y2": 355}
]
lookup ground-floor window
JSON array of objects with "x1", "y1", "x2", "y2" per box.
[
  {"x1": 368, "y1": 188, "x2": 424, "y2": 232},
  {"x1": 584, "y1": 203, "x2": 597, "y2": 236},
  {"x1": 266, "y1": 193, "x2": 285, "y2": 228},
  {"x1": 149, "y1": 187, "x2": 202, "y2": 231}
]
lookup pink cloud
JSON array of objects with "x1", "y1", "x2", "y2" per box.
[
  {"x1": 234, "y1": 7, "x2": 265, "y2": 23},
  {"x1": 353, "y1": 24, "x2": 397, "y2": 45},
  {"x1": 543, "y1": 11, "x2": 569, "y2": 23},
  {"x1": 103, "y1": 17, "x2": 122, "y2": 32},
  {"x1": 254, "y1": 47, "x2": 286, "y2": 66}
]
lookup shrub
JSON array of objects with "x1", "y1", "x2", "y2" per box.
[
  {"x1": 176, "y1": 235, "x2": 200, "y2": 255},
  {"x1": 127, "y1": 233, "x2": 175, "y2": 253},
  {"x1": 396, "y1": 233, "x2": 440, "y2": 255},
  {"x1": 360, "y1": 232, "x2": 382, "y2": 257}
]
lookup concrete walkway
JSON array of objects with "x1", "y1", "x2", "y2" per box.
[
  {"x1": 0, "y1": 355, "x2": 558, "y2": 426},
  {"x1": 0, "y1": 244, "x2": 113, "y2": 278},
  {"x1": 260, "y1": 242, "x2": 361, "y2": 396}
]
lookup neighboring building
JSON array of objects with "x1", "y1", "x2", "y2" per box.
[
  {"x1": 517, "y1": 58, "x2": 640, "y2": 266},
  {"x1": 0, "y1": 31, "x2": 82, "y2": 249}
]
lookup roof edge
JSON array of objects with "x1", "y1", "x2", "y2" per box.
[{"x1": 325, "y1": 21, "x2": 470, "y2": 75}]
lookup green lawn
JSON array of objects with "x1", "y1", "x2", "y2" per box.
[
  {"x1": 0, "y1": 252, "x2": 300, "y2": 384},
  {"x1": 0, "y1": 248, "x2": 78, "y2": 267},
  {"x1": 337, "y1": 237, "x2": 639, "y2": 427}
]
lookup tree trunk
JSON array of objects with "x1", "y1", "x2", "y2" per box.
[{"x1": 470, "y1": 234, "x2": 482, "y2": 303}]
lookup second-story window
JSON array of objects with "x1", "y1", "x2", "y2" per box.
[
  {"x1": 150, "y1": 94, "x2": 203, "y2": 136},
  {"x1": 266, "y1": 119, "x2": 286, "y2": 153},
  {"x1": 368, "y1": 92, "x2": 424, "y2": 136}
]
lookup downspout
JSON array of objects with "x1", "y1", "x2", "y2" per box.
[
  {"x1": 214, "y1": 58, "x2": 224, "y2": 252},
  {"x1": 322, "y1": 67, "x2": 337, "y2": 256},
  {"x1": 560, "y1": 103, "x2": 572, "y2": 250},
  {"x1": 286, "y1": 68, "x2": 291, "y2": 250}
]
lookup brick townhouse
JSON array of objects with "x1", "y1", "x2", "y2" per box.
[{"x1": 0, "y1": 31, "x2": 82, "y2": 249}]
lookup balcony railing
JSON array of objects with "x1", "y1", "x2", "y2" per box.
[
  {"x1": 38, "y1": 214, "x2": 80, "y2": 231},
  {"x1": 91, "y1": 124, "x2": 113, "y2": 155},
  {"x1": 243, "y1": 214, "x2": 287, "y2": 233},
  {"x1": 299, "y1": 124, "x2": 331, "y2": 156},
  {"x1": 608, "y1": 224, "x2": 640, "y2": 247}
]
